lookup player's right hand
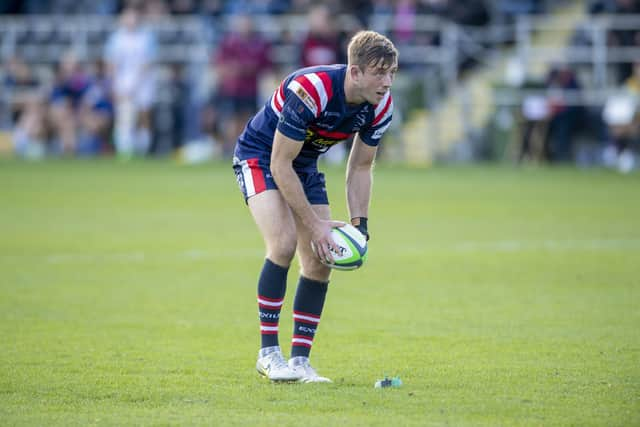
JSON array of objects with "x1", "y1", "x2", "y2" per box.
[{"x1": 310, "y1": 220, "x2": 345, "y2": 264}]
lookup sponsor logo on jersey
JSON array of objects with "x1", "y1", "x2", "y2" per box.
[
  {"x1": 284, "y1": 105, "x2": 307, "y2": 127},
  {"x1": 304, "y1": 129, "x2": 341, "y2": 152},
  {"x1": 314, "y1": 122, "x2": 333, "y2": 129},
  {"x1": 294, "y1": 87, "x2": 317, "y2": 113},
  {"x1": 371, "y1": 121, "x2": 392, "y2": 139},
  {"x1": 372, "y1": 129, "x2": 385, "y2": 139},
  {"x1": 354, "y1": 113, "x2": 367, "y2": 128}
]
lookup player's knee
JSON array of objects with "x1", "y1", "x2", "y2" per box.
[
  {"x1": 266, "y1": 235, "x2": 297, "y2": 265},
  {"x1": 300, "y1": 258, "x2": 331, "y2": 282}
]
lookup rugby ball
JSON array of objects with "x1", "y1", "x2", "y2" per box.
[{"x1": 314, "y1": 223, "x2": 368, "y2": 271}]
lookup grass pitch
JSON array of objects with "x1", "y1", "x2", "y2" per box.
[{"x1": 1, "y1": 159, "x2": 638, "y2": 426}]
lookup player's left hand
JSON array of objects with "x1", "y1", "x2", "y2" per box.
[{"x1": 351, "y1": 217, "x2": 369, "y2": 241}]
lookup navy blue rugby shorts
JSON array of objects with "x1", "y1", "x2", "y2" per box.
[{"x1": 232, "y1": 155, "x2": 329, "y2": 205}]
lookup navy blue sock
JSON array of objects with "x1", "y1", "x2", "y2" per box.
[
  {"x1": 291, "y1": 276, "x2": 328, "y2": 358},
  {"x1": 257, "y1": 258, "x2": 288, "y2": 349}
]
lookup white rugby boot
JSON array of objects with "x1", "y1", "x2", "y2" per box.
[
  {"x1": 288, "y1": 356, "x2": 332, "y2": 383},
  {"x1": 256, "y1": 347, "x2": 301, "y2": 382}
]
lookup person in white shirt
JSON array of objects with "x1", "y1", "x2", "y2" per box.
[{"x1": 104, "y1": 6, "x2": 157, "y2": 158}]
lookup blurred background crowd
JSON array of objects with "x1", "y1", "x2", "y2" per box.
[{"x1": 0, "y1": 0, "x2": 639, "y2": 171}]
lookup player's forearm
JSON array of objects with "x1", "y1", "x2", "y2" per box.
[
  {"x1": 271, "y1": 161, "x2": 319, "y2": 228},
  {"x1": 346, "y1": 165, "x2": 372, "y2": 219}
]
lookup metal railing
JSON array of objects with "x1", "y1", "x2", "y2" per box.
[{"x1": 1, "y1": 13, "x2": 639, "y2": 159}]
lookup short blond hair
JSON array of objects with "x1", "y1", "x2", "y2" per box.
[{"x1": 347, "y1": 30, "x2": 398, "y2": 70}]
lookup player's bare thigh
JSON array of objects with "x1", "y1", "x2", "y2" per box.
[
  {"x1": 247, "y1": 189, "x2": 297, "y2": 267},
  {"x1": 293, "y1": 204, "x2": 332, "y2": 282}
]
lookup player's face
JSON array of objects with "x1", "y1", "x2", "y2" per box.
[{"x1": 360, "y1": 59, "x2": 397, "y2": 104}]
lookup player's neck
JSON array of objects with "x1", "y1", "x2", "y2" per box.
[{"x1": 344, "y1": 67, "x2": 366, "y2": 105}]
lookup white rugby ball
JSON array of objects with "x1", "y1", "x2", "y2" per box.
[{"x1": 313, "y1": 223, "x2": 368, "y2": 271}]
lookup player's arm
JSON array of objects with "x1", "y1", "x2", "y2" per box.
[
  {"x1": 346, "y1": 134, "x2": 377, "y2": 240},
  {"x1": 271, "y1": 129, "x2": 343, "y2": 262}
]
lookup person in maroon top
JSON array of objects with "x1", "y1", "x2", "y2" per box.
[
  {"x1": 213, "y1": 14, "x2": 272, "y2": 156},
  {"x1": 300, "y1": 4, "x2": 348, "y2": 163},
  {"x1": 300, "y1": 5, "x2": 341, "y2": 68}
]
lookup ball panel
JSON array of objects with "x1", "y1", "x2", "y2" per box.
[
  {"x1": 330, "y1": 259, "x2": 362, "y2": 270},
  {"x1": 332, "y1": 229, "x2": 362, "y2": 265},
  {"x1": 327, "y1": 223, "x2": 367, "y2": 271},
  {"x1": 311, "y1": 222, "x2": 368, "y2": 271},
  {"x1": 339, "y1": 224, "x2": 367, "y2": 248}
]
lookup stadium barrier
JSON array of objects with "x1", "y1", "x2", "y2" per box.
[{"x1": 1, "y1": 13, "x2": 639, "y2": 162}]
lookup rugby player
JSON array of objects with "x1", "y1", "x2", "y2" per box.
[{"x1": 232, "y1": 30, "x2": 398, "y2": 382}]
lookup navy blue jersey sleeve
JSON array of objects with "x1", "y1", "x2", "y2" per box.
[
  {"x1": 275, "y1": 71, "x2": 335, "y2": 142},
  {"x1": 358, "y1": 92, "x2": 394, "y2": 146},
  {"x1": 276, "y1": 91, "x2": 316, "y2": 141},
  {"x1": 359, "y1": 115, "x2": 393, "y2": 146}
]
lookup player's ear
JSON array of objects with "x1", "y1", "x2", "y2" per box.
[{"x1": 349, "y1": 64, "x2": 363, "y2": 82}]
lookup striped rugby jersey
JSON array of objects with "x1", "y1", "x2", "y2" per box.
[{"x1": 235, "y1": 64, "x2": 393, "y2": 170}]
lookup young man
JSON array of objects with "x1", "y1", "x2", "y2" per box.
[{"x1": 232, "y1": 30, "x2": 398, "y2": 382}]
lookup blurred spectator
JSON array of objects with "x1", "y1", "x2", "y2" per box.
[
  {"x1": 76, "y1": 60, "x2": 114, "y2": 156},
  {"x1": 212, "y1": 14, "x2": 271, "y2": 156},
  {"x1": 13, "y1": 95, "x2": 51, "y2": 159},
  {"x1": 301, "y1": 5, "x2": 341, "y2": 68},
  {"x1": 518, "y1": 80, "x2": 550, "y2": 163},
  {"x1": 602, "y1": 61, "x2": 640, "y2": 172},
  {"x1": 300, "y1": 4, "x2": 347, "y2": 164},
  {"x1": 2, "y1": 57, "x2": 40, "y2": 126},
  {"x1": 105, "y1": 6, "x2": 157, "y2": 158},
  {"x1": 48, "y1": 52, "x2": 92, "y2": 154},
  {"x1": 394, "y1": 0, "x2": 418, "y2": 45},
  {"x1": 544, "y1": 65, "x2": 583, "y2": 162},
  {"x1": 150, "y1": 63, "x2": 189, "y2": 154}
]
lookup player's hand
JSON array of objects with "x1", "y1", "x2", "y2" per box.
[
  {"x1": 351, "y1": 217, "x2": 369, "y2": 241},
  {"x1": 311, "y1": 220, "x2": 345, "y2": 264}
]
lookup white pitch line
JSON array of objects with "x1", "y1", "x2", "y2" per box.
[
  {"x1": 397, "y1": 238, "x2": 640, "y2": 254},
  {"x1": 0, "y1": 249, "x2": 264, "y2": 264},
  {"x1": 0, "y1": 239, "x2": 638, "y2": 264}
]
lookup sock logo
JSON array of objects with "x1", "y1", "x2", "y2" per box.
[
  {"x1": 297, "y1": 325, "x2": 316, "y2": 334},
  {"x1": 259, "y1": 312, "x2": 279, "y2": 320}
]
